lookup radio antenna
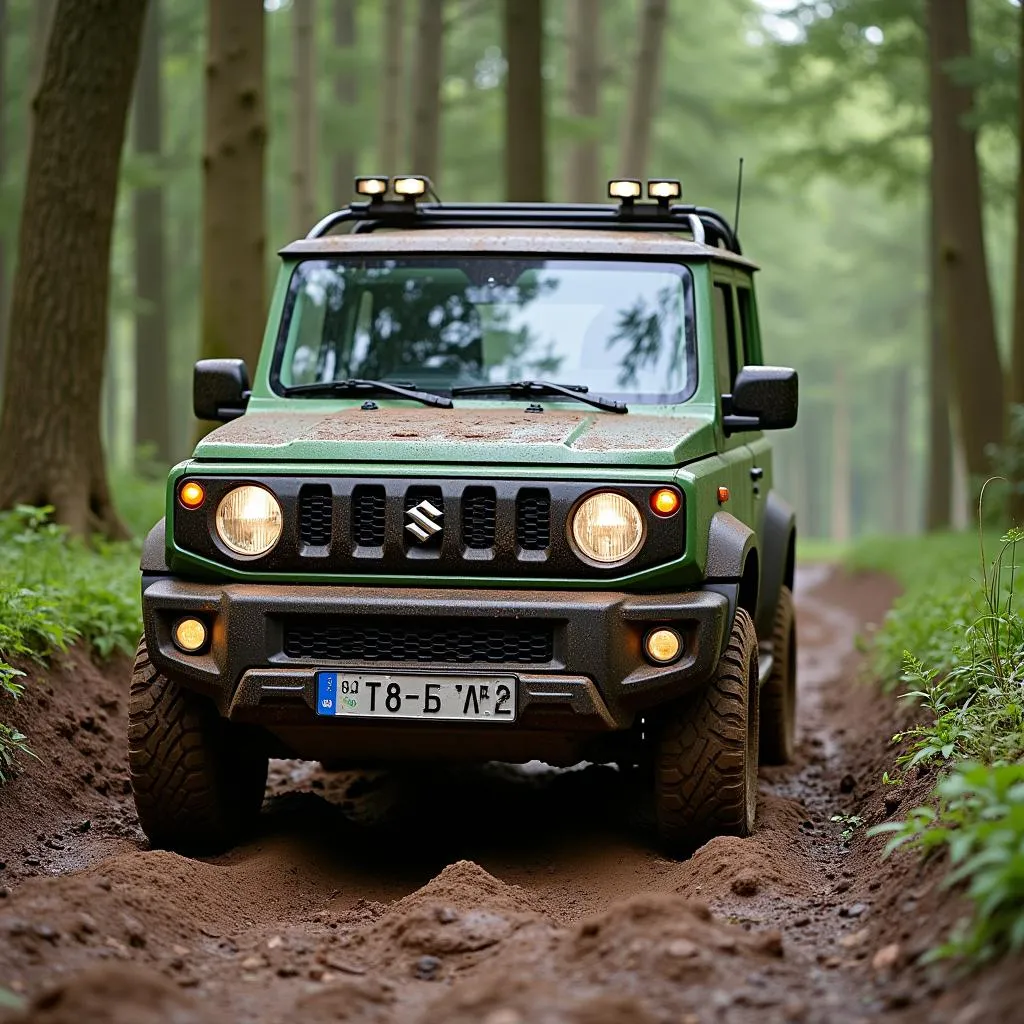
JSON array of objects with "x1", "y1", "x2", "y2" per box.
[{"x1": 733, "y1": 157, "x2": 745, "y2": 237}]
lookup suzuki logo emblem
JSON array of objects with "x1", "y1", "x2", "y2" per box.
[{"x1": 405, "y1": 499, "x2": 443, "y2": 543}]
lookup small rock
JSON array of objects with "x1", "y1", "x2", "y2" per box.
[
  {"x1": 666, "y1": 938, "x2": 698, "y2": 958},
  {"x1": 839, "y1": 928, "x2": 869, "y2": 949},
  {"x1": 33, "y1": 924, "x2": 59, "y2": 942},
  {"x1": 23, "y1": 857, "x2": 40, "y2": 867},
  {"x1": 833, "y1": 880, "x2": 851, "y2": 895},
  {"x1": 415, "y1": 955, "x2": 442, "y2": 981},
  {"x1": 267, "y1": 935, "x2": 283, "y2": 949},
  {"x1": 436, "y1": 906, "x2": 459, "y2": 924},
  {"x1": 172, "y1": 944, "x2": 190, "y2": 956},
  {"x1": 731, "y1": 873, "x2": 760, "y2": 897},
  {"x1": 240, "y1": 956, "x2": 265, "y2": 970},
  {"x1": 839, "y1": 774, "x2": 856, "y2": 793},
  {"x1": 872, "y1": 943, "x2": 901, "y2": 971},
  {"x1": 845, "y1": 903, "x2": 868, "y2": 919}
]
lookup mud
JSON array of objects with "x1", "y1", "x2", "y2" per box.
[{"x1": 1, "y1": 567, "x2": 1023, "y2": 1022}]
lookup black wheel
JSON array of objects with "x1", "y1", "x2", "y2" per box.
[
  {"x1": 759, "y1": 585, "x2": 797, "y2": 765},
  {"x1": 128, "y1": 639, "x2": 268, "y2": 854},
  {"x1": 654, "y1": 608, "x2": 759, "y2": 854}
]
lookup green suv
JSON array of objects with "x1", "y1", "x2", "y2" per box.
[{"x1": 129, "y1": 177, "x2": 799, "y2": 855}]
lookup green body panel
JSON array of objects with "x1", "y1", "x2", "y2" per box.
[{"x1": 170, "y1": 250, "x2": 778, "y2": 590}]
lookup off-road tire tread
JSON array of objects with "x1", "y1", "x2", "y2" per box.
[
  {"x1": 655, "y1": 608, "x2": 759, "y2": 853},
  {"x1": 759, "y1": 586, "x2": 796, "y2": 765},
  {"x1": 129, "y1": 639, "x2": 268, "y2": 853}
]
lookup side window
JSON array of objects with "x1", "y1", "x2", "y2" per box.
[
  {"x1": 712, "y1": 281, "x2": 738, "y2": 393},
  {"x1": 736, "y1": 284, "x2": 758, "y2": 365}
]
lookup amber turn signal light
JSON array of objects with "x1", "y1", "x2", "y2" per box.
[
  {"x1": 178, "y1": 481, "x2": 206, "y2": 510},
  {"x1": 173, "y1": 617, "x2": 208, "y2": 653},
  {"x1": 650, "y1": 488, "x2": 681, "y2": 517},
  {"x1": 717, "y1": 486, "x2": 730, "y2": 504},
  {"x1": 645, "y1": 628, "x2": 683, "y2": 665}
]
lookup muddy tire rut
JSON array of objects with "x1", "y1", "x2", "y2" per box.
[{"x1": 1, "y1": 567, "x2": 1021, "y2": 1023}]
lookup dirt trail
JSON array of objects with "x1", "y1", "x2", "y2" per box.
[{"x1": 1, "y1": 567, "x2": 1022, "y2": 1023}]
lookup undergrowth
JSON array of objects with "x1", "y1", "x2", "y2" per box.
[
  {"x1": 0, "y1": 505, "x2": 141, "y2": 781},
  {"x1": 858, "y1": 497, "x2": 1024, "y2": 963}
]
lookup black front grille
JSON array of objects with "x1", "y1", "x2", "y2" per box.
[
  {"x1": 299, "y1": 485, "x2": 332, "y2": 546},
  {"x1": 352, "y1": 485, "x2": 386, "y2": 547},
  {"x1": 462, "y1": 487, "x2": 496, "y2": 549},
  {"x1": 283, "y1": 616, "x2": 554, "y2": 664},
  {"x1": 516, "y1": 489, "x2": 551, "y2": 550}
]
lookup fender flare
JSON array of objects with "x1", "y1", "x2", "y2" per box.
[
  {"x1": 141, "y1": 518, "x2": 170, "y2": 574},
  {"x1": 755, "y1": 493, "x2": 796, "y2": 640},
  {"x1": 703, "y1": 511, "x2": 759, "y2": 651}
]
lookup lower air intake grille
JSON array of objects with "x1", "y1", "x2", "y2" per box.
[
  {"x1": 299, "y1": 485, "x2": 332, "y2": 546},
  {"x1": 516, "y1": 488, "x2": 551, "y2": 550},
  {"x1": 352, "y1": 485, "x2": 386, "y2": 547},
  {"x1": 462, "y1": 487, "x2": 496, "y2": 549},
  {"x1": 283, "y1": 616, "x2": 554, "y2": 664}
]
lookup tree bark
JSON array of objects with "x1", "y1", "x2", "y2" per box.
[
  {"x1": 0, "y1": 0, "x2": 145, "y2": 538},
  {"x1": 503, "y1": 0, "x2": 545, "y2": 201},
  {"x1": 927, "y1": 0, "x2": 1004, "y2": 488},
  {"x1": 332, "y1": 0, "x2": 357, "y2": 205},
  {"x1": 889, "y1": 364, "x2": 910, "y2": 532},
  {"x1": 0, "y1": 0, "x2": 8, "y2": 383},
  {"x1": 564, "y1": 0, "x2": 601, "y2": 202},
  {"x1": 1010, "y1": 0, "x2": 1024, "y2": 524},
  {"x1": 617, "y1": 0, "x2": 667, "y2": 179},
  {"x1": 926, "y1": 167, "x2": 952, "y2": 530},
  {"x1": 830, "y1": 364, "x2": 851, "y2": 543},
  {"x1": 133, "y1": 0, "x2": 171, "y2": 469},
  {"x1": 378, "y1": 0, "x2": 405, "y2": 173},
  {"x1": 30, "y1": 0, "x2": 55, "y2": 95},
  {"x1": 291, "y1": 0, "x2": 317, "y2": 237},
  {"x1": 409, "y1": 0, "x2": 444, "y2": 184},
  {"x1": 200, "y1": 0, "x2": 266, "y2": 374}
]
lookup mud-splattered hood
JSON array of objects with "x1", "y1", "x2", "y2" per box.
[{"x1": 194, "y1": 406, "x2": 716, "y2": 468}]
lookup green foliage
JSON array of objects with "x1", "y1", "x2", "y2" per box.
[
  {"x1": 0, "y1": 507, "x2": 141, "y2": 781},
  {"x1": 0, "y1": 985, "x2": 24, "y2": 1011},
  {"x1": 870, "y1": 763, "x2": 1024, "y2": 962}
]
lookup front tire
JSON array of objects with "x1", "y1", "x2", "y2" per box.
[
  {"x1": 654, "y1": 608, "x2": 760, "y2": 855},
  {"x1": 759, "y1": 586, "x2": 797, "y2": 765},
  {"x1": 128, "y1": 639, "x2": 268, "y2": 854}
]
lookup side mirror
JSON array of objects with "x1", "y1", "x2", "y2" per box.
[
  {"x1": 194, "y1": 359, "x2": 251, "y2": 422},
  {"x1": 723, "y1": 366, "x2": 798, "y2": 434}
]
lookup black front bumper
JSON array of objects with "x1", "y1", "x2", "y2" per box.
[{"x1": 141, "y1": 577, "x2": 729, "y2": 759}]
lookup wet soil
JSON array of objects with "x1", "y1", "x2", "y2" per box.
[{"x1": 1, "y1": 567, "x2": 1022, "y2": 1022}]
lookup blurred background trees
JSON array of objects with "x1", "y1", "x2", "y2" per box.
[{"x1": 0, "y1": 0, "x2": 1021, "y2": 539}]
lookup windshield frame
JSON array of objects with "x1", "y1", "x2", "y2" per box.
[{"x1": 267, "y1": 254, "x2": 699, "y2": 405}]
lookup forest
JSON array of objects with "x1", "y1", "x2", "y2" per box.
[{"x1": 0, "y1": 0, "x2": 1019, "y2": 542}]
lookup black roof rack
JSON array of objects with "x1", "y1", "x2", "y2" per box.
[{"x1": 305, "y1": 201, "x2": 742, "y2": 255}]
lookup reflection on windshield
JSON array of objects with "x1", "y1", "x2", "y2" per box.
[{"x1": 276, "y1": 257, "x2": 696, "y2": 403}]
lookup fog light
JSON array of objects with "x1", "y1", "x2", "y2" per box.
[
  {"x1": 174, "y1": 617, "x2": 208, "y2": 653},
  {"x1": 645, "y1": 628, "x2": 682, "y2": 665}
]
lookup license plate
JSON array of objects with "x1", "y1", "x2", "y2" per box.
[{"x1": 315, "y1": 672, "x2": 517, "y2": 722}]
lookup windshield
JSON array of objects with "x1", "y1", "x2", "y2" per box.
[{"x1": 272, "y1": 257, "x2": 697, "y2": 403}]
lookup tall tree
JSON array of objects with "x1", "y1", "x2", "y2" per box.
[
  {"x1": 564, "y1": 0, "x2": 601, "y2": 202},
  {"x1": 409, "y1": 0, "x2": 444, "y2": 183},
  {"x1": 830, "y1": 364, "x2": 851, "y2": 542},
  {"x1": 1011, "y1": 0, "x2": 1024, "y2": 524},
  {"x1": 378, "y1": 0, "x2": 405, "y2": 173},
  {"x1": 0, "y1": 0, "x2": 146, "y2": 537},
  {"x1": 926, "y1": 183, "x2": 952, "y2": 530},
  {"x1": 927, "y1": 0, "x2": 1003, "y2": 487},
  {"x1": 0, "y1": 0, "x2": 7, "y2": 379},
  {"x1": 292, "y1": 0, "x2": 316, "y2": 237},
  {"x1": 134, "y1": 0, "x2": 171, "y2": 468},
  {"x1": 200, "y1": 0, "x2": 266, "y2": 373},
  {"x1": 332, "y1": 0, "x2": 358, "y2": 205},
  {"x1": 504, "y1": 0, "x2": 545, "y2": 201},
  {"x1": 618, "y1": 0, "x2": 667, "y2": 179}
]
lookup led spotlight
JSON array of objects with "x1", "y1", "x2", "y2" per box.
[
  {"x1": 392, "y1": 175, "x2": 429, "y2": 197},
  {"x1": 647, "y1": 179, "x2": 682, "y2": 201},
  {"x1": 608, "y1": 179, "x2": 642, "y2": 200},
  {"x1": 355, "y1": 176, "x2": 389, "y2": 197}
]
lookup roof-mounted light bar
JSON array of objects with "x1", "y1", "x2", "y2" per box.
[
  {"x1": 355, "y1": 176, "x2": 389, "y2": 200},
  {"x1": 648, "y1": 179, "x2": 682, "y2": 206},
  {"x1": 393, "y1": 175, "x2": 430, "y2": 197},
  {"x1": 608, "y1": 179, "x2": 642, "y2": 203}
]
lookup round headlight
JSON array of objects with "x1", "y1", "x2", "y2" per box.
[
  {"x1": 571, "y1": 492, "x2": 644, "y2": 564},
  {"x1": 215, "y1": 485, "x2": 283, "y2": 556}
]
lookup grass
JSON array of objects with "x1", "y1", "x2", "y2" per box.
[
  {"x1": 853, "y1": 520, "x2": 1024, "y2": 962},
  {"x1": 0, "y1": 503, "x2": 143, "y2": 782}
]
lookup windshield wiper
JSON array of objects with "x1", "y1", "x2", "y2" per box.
[
  {"x1": 283, "y1": 378, "x2": 453, "y2": 408},
  {"x1": 451, "y1": 380, "x2": 627, "y2": 414}
]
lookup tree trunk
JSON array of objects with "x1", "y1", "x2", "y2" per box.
[
  {"x1": 830, "y1": 365, "x2": 851, "y2": 543},
  {"x1": 200, "y1": 0, "x2": 266, "y2": 374},
  {"x1": 1010, "y1": 0, "x2": 1024, "y2": 524},
  {"x1": 564, "y1": 0, "x2": 600, "y2": 202},
  {"x1": 0, "y1": 0, "x2": 8, "y2": 384},
  {"x1": 291, "y1": 0, "x2": 316, "y2": 237},
  {"x1": 889, "y1": 364, "x2": 910, "y2": 533},
  {"x1": 332, "y1": 0, "x2": 357, "y2": 205},
  {"x1": 504, "y1": 0, "x2": 545, "y2": 201},
  {"x1": 617, "y1": 0, "x2": 667, "y2": 179},
  {"x1": 133, "y1": 0, "x2": 171, "y2": 469},
  {"x1": 0, "y1": 0, "x2": 146, "y2": 538},
  {"x1": 926, "y1": 169, "x2": 952, "y2": 530},
  {"x1": 409, "y1": 0, "x2": 444, "y2": 184},
  {"x1": 30, "y1": 0, "x2": 55, "y2": 94},
  {"x1": 927, "y1": 0, "x2": 1004, "y2": 488},
  {"x1": 378, "y1": 0, "x2": 405, "y2": 173}
]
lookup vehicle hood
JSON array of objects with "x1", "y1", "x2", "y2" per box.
[{"x1": 194, "y1": 406, "x2": 717, "y2": 468}]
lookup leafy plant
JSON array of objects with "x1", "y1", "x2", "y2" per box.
[{"x1": 831, "y1": 812, "x2": 865, "y2": 843}]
